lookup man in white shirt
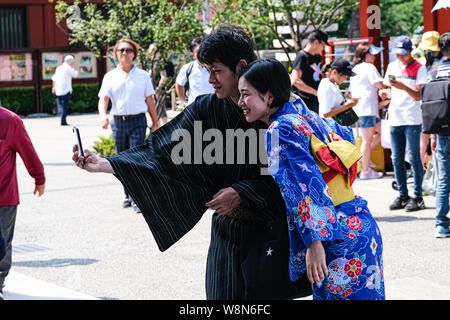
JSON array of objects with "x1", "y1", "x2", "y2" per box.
[
  {"x1": 52, "y1": 55, "x2": 78, "y2": 125},
  {"x1": 175, "y1": 37, "x2": 215, "y2": 107},
  {"x1": 98, "y1": 39, "x2": 159, "y2": 212},
  {"x1": 380, "y1": 36, "x2": 428, "y2": 212}
]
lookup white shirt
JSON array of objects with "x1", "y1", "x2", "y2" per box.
[
  {"x1": 98, "y1": 65, "x2": 155, "y2": 116},
  {"x1": 383, "y1": 60, "x2": 427, "y2": 126},
  {"x1": 51, "y1": 62, "x2": 78, "y2": 96},
  {"x1": 318, "y1": 78, "x2": 345, "y2": 116},
  {"x1": 350, "y1": 62, "x2": 383, "y2": 117},
  {"x1": 176, "y1": 60, "x2": 214, "y2": 105}
]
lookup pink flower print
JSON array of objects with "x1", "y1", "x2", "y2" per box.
[
  {"x1": 318, "y1": 228, "x2": 328, "y2": 237},
  {"x1": 346, "y1": 216, "x2": 362, "y2": 231},
  {"x1": 299, "y1": 183, "x2": 307, "y2": 192},
  {"x1": 298, "y1": 198, "x2": 311, "y2": 223},
  {"x1": 347, "y1": 232, "x2": 357, "y2": 240},
  {"x1": 344, "y1": 258, "x2": 363, "y2": 278},
  {"x1": 327, "y1": 284, "x2": 344, "y2": 295},
  {"x1": 341, "y1": 288, "x2": 353, "y2": 298},
  {"x1": 323, "y1": 207, "x2": 336, "y2": 224},
  {"x1": 302, "y1": 114, "x2": 311, "y2": 122},
  {"x1": 299, "y1": 125, "x2": 312, "y2": 137}
]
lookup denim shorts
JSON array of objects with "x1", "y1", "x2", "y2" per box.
[{"x1": 359, "y1": 116, "x2": 380, "y2": 129}]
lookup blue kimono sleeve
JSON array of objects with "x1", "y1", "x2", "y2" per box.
[{"x1": 266, "y1": 120, "x2": 345, "y2": 248}]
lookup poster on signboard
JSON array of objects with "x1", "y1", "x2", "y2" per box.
[
  {"x1": 42, "y1": 52, "x2": 60, "y2": 79},
  {"x1": 77, "y1": 52, "x2": 97, "y2": 78},
  {"x1": 0, "y1": 53, "x2": 33, "y2": 81},
  {"x1": 42, "y1": 51, "x2": 97, "y2": 79}
]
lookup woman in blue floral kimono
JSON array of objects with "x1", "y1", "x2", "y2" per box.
[{"x1": 237, "y1": 59, "x2": 385, "y2": 300}]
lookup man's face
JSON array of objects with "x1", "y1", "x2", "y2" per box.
[
  {"x1": 396, "y1": 52, "x2": 413, "y2": 65},
  {"x1": 205, "y1": 61, "x2": 240, "y2": 99},
  {"x1": 116, "y1": 43, "x2": 136, "y2": 64}
]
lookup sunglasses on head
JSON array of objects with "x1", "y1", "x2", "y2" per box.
[{"x1": 117, "y1": 48, "x2": 135, "y2": 54}]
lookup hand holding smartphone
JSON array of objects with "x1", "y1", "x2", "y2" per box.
[
  {"x1": 72, "y1": 126, "x2": 85, "y2": 160},
  {"x1": 388, "y1": 75, "x2": 396, "y2": 81}
]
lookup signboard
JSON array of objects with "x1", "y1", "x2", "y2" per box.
[
  {"x1": 42, "y1": 51, "x2": 97, "y2": 80},
  {"x1": 0, "y1": 53, "x2": 33, "y2": 81}
]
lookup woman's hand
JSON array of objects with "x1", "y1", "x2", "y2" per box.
[{"x1": 306, "y1": 240, "x2": 328, "y2": 284}]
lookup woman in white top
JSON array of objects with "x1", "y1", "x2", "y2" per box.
[
  {"x1": 318, "y1": 58, "x2": 358, "y2": 118},
  {"x1": 350, "y1": 43, "x2": 386, "y2": 180}
]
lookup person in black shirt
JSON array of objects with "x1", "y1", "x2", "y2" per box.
[{"x1": 291, "y1": 30, "x2": 330, "y2": 114}]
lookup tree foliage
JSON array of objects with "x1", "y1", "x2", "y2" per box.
[
  {"x1": 55, "y1": 0, "x2": 204, "y2": 72},
  {"x1": 209, "y1": 0, "x2": 358, "y2": 66},
  {"x1": 380, "y1": 0, "x2": 423, "y2": 36}
]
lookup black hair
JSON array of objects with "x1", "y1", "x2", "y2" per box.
[
  {"x1": 189, "y1": 37, "x2": 203, "y2": 52},
  {"x1": 439, "y1": 32, "x2": 450, "y2": 57},
  {"x1": 425, "y1": 50, "x2": 443, "y2": 69},
  {"x1": 240, "y1": 59, "x2": 291, "y2": 108},
  {"x1": 197, "y1": 24, "x2": 256, "y2": 72},
  {"x1": 307, "y1": 30, "x2": 328, "y2": 44}
]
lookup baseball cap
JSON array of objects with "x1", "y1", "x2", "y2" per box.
[
  {"x1": 418, "y1": 31, "x2": 440, "y2": 52},
  {"x1": 308, "y1": 30, "x2": 331, "y2": 46},
  {"x1": 331, "y1": 58, "x2": 356, "y2": 77},
  {"x1": 392, "y1": 36, "x2": 413, "y2": 55},
  {"x1": 369, "y1": 44, "x2": 384, "y2": 55}
]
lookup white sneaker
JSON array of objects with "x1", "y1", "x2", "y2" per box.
[{"x1": 359, "y1": 168, "x2": 383, "y2": 180}]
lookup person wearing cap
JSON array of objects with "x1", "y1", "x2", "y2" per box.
[
  {"x1": 52, "y1": 54, "x2": 78, "y2": 126},
  {"x1": 291, "y1": 30, "x2": 330, "y2": 114},
  {"x1": 350, "y1": 43, "x2": 387, "y2": 180},
  {"x1": 379, "y1": 35, "x2": 428, "y2": 212},
  {"x1": 317, "y1": 58, "x2": 358, "y2": 120},
  {"x1": 418, "y1": 32, "x2": 442, "y2": 172},
  {"x1": 418, "y1": 31, "x2": 443, "y2": 79}
]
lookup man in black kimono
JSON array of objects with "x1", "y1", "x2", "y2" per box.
[{"x1": 72, "y1": 25, "x2": 310, "y2": 300}]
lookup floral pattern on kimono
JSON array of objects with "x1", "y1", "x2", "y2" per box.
[{"x1": 266, "y1": 100, "x2": 385, "y2": 300}]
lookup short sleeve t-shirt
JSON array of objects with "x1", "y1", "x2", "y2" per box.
[
  {"x1": 350, "y1": 62, "x2": 384, "y2": 117},
  {"x1": 318, "y1": 78, "x2": 345, "y2": 116},
  {"x1": 383, "y1": 59, "x2": 427, "y2": 126},
  {"x1": 292, "y1": 50, "x2": 322, "y2": 112}
]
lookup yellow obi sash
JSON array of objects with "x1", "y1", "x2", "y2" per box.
[{"x1": 310, "y1": 133, "x2": 362, "y2": 206}]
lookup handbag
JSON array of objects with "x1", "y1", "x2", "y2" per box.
[
  {"x1": 333, "y1": 107, "x2": 359, "y2": 126},
  {"x1": 380, "y1": 114, "x2": 391, "y2": 149},
  {"x1": 422, "y1": 153, "x2": 439, "y2": 196}
]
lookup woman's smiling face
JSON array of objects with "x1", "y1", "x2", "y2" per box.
[{"x1": 238, "y1": 77, "x2": 272, "y2": 123}]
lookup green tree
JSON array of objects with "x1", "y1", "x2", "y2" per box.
[
  {"x1": 55, "y1": 0, "x2": 204, "y2": 74},
  {"x1": 209, "y1": 0, "x2": 358, "y2": 66},
  {"x1": 380, "y1": 0, "x2": 423, "y2": 36}
]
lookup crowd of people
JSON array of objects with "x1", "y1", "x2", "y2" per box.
[{"x1": 0, "y1": 24, "x2": 448, "y2": 300}]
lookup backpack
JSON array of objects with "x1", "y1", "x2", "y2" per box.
[
  {"x1": 420, "y1": 77, "x2": 450, "y2": 135},
  {"x1": 185, "y1": 61, "x2": 194, "y2": 83}
]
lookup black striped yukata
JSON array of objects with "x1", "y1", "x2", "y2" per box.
[{"x1": 107, "y1": 94, "x2": 311, "y2": 299}]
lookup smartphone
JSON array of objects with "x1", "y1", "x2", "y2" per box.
[
  {"x1": 388, "y1": 75, "x2": 396, "y2": 80},
  {"x1": 72, "y1": 126, "x2": 85, "y2": 158}
]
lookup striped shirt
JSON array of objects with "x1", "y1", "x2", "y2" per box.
[{"x1": 436, "y1": 58, "x2": 450, "y2": 79}]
